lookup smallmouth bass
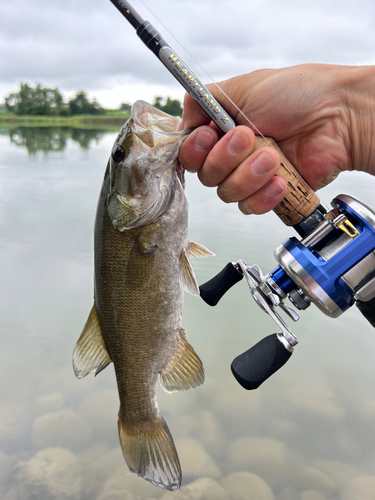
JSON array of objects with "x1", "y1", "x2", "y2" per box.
[{"x1": 73, "y1": 101, "x2": 213, "y2": 491}]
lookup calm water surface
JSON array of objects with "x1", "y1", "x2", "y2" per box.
[{"x1": 2, "y1": 126, "x2": 375, "y2": 500}]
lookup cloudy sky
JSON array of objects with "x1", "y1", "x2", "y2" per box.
[{"x1": 1, "y1": 0, "x2": 375, "y2": 108}]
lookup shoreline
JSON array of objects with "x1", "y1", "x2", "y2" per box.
[{"x1": 0, "y1": 112, "x2": 130, "y2": 129}]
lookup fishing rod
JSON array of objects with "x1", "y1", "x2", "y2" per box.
[{"x1": 109, "y1": 0, "x2": 375, "y2": 389}]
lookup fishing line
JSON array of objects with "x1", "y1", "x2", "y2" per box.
[{"x1": 136, "y1": 0, "x2": 271, "y2": 146}]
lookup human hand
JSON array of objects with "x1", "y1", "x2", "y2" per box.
[{"x1": 178, "y1": 64, "x2": 375, "y2": 215}]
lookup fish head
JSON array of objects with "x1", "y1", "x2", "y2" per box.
[{"x1": 107, "y1": 100, "x2": 190, "y2": 231}]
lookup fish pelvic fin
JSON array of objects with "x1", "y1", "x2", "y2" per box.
[
  {"x1": 186, "y1": 241, "x2": 215, "y2": 258},
  {"x1": 72, "y1": 304, "x2": 112, "y2": 379},
  {"x1": 118, "y1": 416, "x2": 181, "y2": 492},
  {"x1": 160, "y1": 329, "x2": 205, "y2": 392},
  {"x1": 180, "y1": 249, "x2": 200, "y2": 296}
]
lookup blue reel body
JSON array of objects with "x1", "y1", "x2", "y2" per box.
[{"x1": 270, "y1": 195, "x2": 375, "y2": 317}]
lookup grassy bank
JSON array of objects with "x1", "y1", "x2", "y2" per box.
[{"x1": 0, "y1": 111, "x2": 130, "y2": 129}]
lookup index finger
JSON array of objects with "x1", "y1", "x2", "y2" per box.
[{"x1": 180, "y1": 93, "x2": 212, "y2": 130}]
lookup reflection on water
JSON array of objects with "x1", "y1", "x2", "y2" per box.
[
  {"x1": 2, "y1": 127, "x2": 375, "y2": 499},
  {"x1": 7, "y1": 127, "x2": 109, "y2": 154}
]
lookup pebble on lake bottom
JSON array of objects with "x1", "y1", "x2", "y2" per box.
[
  {"x1": 301, "y1": 490, "x2": 328, "y2": 500},
  {"x1": 160, "y1": 477, "x2": 229, "y2": 500},
  {"x1": 220, "y1": 471, "x2": 274, "y2": 500},
  {"x1": 285, "y1": 383, "x2": 345, "y2": 421},
  {"x1": 0, "y1": 404, "x2": 30, "y2": 453},
  {"x1": 227, "y1": 437, "x2": 288, "y2": 489},
  {"x1": 98, "y1": 465, "x2": 164, "y2": 499},
  {"x1": 176, "y1": 437, "x2": 222, "y2": 481},
  {"x1": 340, "y1": 475, "x2": 375, "y2": 500},
  {"x1": 34, "y1": 393, "x2": 66, "y2": 417},
  {"x1": 31, "y1": 409, "x2": 92, "y2": 452},
  {"x1": 312, "y1": 460, "x2": 362, "y2": 489},
  {"x1": 16, "y1": 447, "x2": 82, "y2": 500}
]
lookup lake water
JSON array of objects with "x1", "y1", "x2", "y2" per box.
[{"x1": 1, "y1": 125, "x2": 375, "y2": 500}]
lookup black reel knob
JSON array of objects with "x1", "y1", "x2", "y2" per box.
[
  {"x1": 231, "y1": 333, "x2": 293, "y2": 390},
  {"x1": 199, "y1": 262, "x2": 243, "y2": 306},
  {"x1": 356, "y1": 296, "x2": 375, "y2": 328}
]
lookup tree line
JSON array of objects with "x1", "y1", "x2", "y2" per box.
[{"x1": 5, "y1": 83, "x2": 183, "y2": 117}]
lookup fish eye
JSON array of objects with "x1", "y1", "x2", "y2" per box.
[{"x1": 111, "y1": 144, "x2": 126, "y2": 163}]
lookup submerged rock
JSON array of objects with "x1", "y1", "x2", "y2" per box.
[
  {"x1": 341, "y1": 475, "x2": 375, "y2": 500},
  {"x1": 17, "y1": 447, "x2": 82, "y2": 500},
  {"x1": 312, "y1": 460, "x2": 362, "y2": 489},
  {"x1": 301, "y1": 491, "x2": 328, "y2": 500},
  {"x1": 227, "y1": 437, "x2": 289, "y2": 489},
  {"x1": 277, "y1": 486, "x2": 300, "y2": 500},
  {"x1": 78, "y1": 389, "x2": 119, "y2": 439},
  {"x1": 98, "y1": 465, "x2": 164, "y2": 499},
  {"x1": 220, "y1": 471, "x2": 274, "y2": 500},
  {"x1": 160, "y1": 477, "x2": 229, "y2": 500},
  {"x1": 34, "y1": 393, "x2": 65, "y2": 416},
  {"x1": 212, "y1": 380, "x2": 262, "y2": 436},
  {"x1": 290, "y1": 465, "x2": 336, "y2": 493},
  {"x1": 285, "y1": 383, "x2": 345, "y2": 421},
  {"x1": 176, "y1": 438, "x2": 221, "y2": 481},
  {"x1": 31, "y1": 410, "x2": 91, "y2": 452},
  {"x1": 81, "y1": 447, "x2": 124, "y2": 499},
  {"x1": 0, "y1": 404, "x2": 30, "y2": 452},
  {"x1": 190, "y1": 410, "x2": 227, "y2": 458},
  {"x1": 0, "y1": 451, "x2": 13, "y2": 497}
]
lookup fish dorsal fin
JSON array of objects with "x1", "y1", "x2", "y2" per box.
[
  {"x1": 160, "y1": 329, "x2": 205, "y2": 392},
  {"x1": 73, "y1": 305, "x2": 112, "y2": 379},
  {"x1": 180, "y1": 250, "x2": 200, "y2": 296},
  {"x1": 186, "y1": 241, "x2": 215, "y2": 258}
]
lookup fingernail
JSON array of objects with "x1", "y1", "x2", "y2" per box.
[
  {"x1": 251, "y1": 152, "x2": 276, "y2": 176},
  {"x1": 227, "y1": 131, "x2": 250, "y2": 155},
  {"x1": 194, "y1": 130, "x2": 216, "y2": 152},
  {"x1": 265, "y1": 178, "x2": 285, "y2": 198}
]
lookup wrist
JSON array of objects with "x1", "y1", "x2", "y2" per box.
[{"x1": 337, "y1": 65, "x2": 375, "y2": 174}]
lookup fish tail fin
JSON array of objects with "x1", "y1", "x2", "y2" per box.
[{"x1": 118, "y1": 415, "x2": 181, "y2": 491}]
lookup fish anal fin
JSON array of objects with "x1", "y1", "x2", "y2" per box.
[
  {"x1": 160, "y1": 329, "x2": 205, "y2": 392},
  {"x1": 118, "y1": 415, "x2": 181, "y2": 491},
  {"x1": 186, "y1": 241, "x2": 215, "y2": 258},
  {"x1": 73, "y1": 304, "x2": 112, "y2": 379},
  {"x1": 180, "y1": 250, "x2": 199, "y2": 296}
]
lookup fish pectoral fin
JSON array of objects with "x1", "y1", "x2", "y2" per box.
[
  {"x1": 72, "y1": 304, "x2": 112, "y2": 379},
  {"x1": 186, "y1": 241, "x2": 215, "y2": 258},
  {"x1": 160, "y1": 329, "x2": 205, "y2": 392},
  {"x1": 180, "y1": 250, "x2": 200, "y2": 296},
  {"x1": 118, "y1": 415, "x2": 181, "y2": 491}
]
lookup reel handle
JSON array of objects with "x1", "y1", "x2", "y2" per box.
[
  {"x1": 254, "y1": 136, "x2": 321, "y2": 226},
  {"x1": 231, "y1": 333, "x2": 292, "y2": 390},
  {"x1": 356, "y1": 297, "x2": 375, "y2": 328},
  {"x1": 199, "y1": 263, "x2": 243, "y2": 306}
]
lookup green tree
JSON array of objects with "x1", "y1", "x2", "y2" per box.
[
  {"x1": 153, "y1": 96, "x2": 183, "y2": 117},
  {"x1": 119, "y1": 102, "x2": 131, "y2": 113},
  {"x1": 68, "y1": 91, "x2": 105, "y2": 115},
  {"x1": 5, "y1": 83, "x2": 64, "y2": 116}
]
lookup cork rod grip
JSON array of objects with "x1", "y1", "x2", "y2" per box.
[{"x1": 254, "y1": 136, "x2": 321, "y2": 226}]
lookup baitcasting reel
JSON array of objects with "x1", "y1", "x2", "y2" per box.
[{"x1": 199, "y1": 194, "x2": 375, "y2": 390}]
